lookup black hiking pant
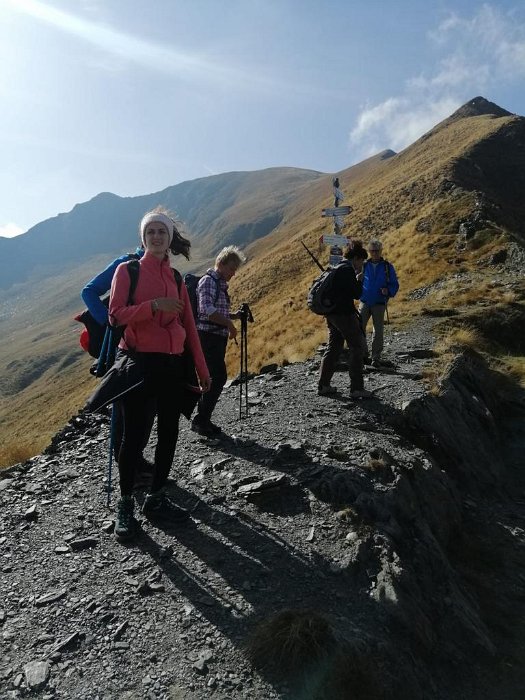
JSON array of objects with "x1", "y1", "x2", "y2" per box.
[
  {"x1": 112, "y1": 400, "x2": 155, "y2": 463},
  {"x1": 319, "y1": 313, "x2": 365, "y2": 392},
  {"x1": 195, "y1": 331, "x2": 228, "y2": 423},
  {"x1": 118, "y1": 354, "x2": 184, "y2": 497}
]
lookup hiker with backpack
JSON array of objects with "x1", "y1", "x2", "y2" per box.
[
  {"x1": 358, "y1": 239, "x2": 399, "y2": 367},
  {"x1": 190, "y1": 246, "x2": 246, "y2": 437},
  {"x1": 317, "y1": 241, "x2": 373, "y2": 398},
  {"x1": 80, "y1": 246, "x2": 155, "y2": 481},
  {"x1": 107, "y1": 208, "x2": 211, "y2": 540}
]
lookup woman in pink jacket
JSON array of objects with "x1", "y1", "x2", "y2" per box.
[{"x1": 109, "y1": 208, "x2": 211, "y2": 541}]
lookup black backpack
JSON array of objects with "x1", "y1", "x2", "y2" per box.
[
  {"x1": 184, "y1": 272, "x2": 220, "y2": 321},
  {"x1": 307, "y1": 262, "x2": 347, "y2": 315}
]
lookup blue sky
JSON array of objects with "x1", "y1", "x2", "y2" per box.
[{"x1": 1, "y1": 0, "x2": 525, "y2": 236}]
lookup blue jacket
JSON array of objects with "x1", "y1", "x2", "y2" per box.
[
  {"x1": 360, "y1": 258, "x2": 399, "y2": 307},
  {"x1": 81, "y1": 247, "x2": 143, "y2": 325}
]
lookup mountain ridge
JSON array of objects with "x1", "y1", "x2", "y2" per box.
[
  {"x1": 1, "y1": 96, "x2": 524, "y2": 469},
  {"x1": 0, "y1": 167, "x2": 323, "y2": 290},
  {"x1": 1, "y1": 316, "x2": 524, "y2": 699}
]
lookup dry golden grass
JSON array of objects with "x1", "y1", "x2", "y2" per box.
[
  {"x1": 498, "y1": 356, "x2": 525, "y2": 387},
  {"x1": 245, "y1": 609, "x2": 337, "y2": 677},
  {"x1": 0, "y1": 357, "x2": 95, "y2": 469},
  {"x1": 435, "y1": 326, "x2": 485, "y2": 354},
  {"x1": 0, "y1": 442, "x2": 35, "y2": 468},
  {"x1": 1, "y1": 109, "x2": 523, "y2": 468}
]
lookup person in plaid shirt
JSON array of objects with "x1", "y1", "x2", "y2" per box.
[{"x1": 192, "y1": 246, "x2": 246, "y2": 436}]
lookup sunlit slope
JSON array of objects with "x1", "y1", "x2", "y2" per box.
[
  {"x1": 0, "y1": 254, "x2": 210, "y2": 466},
  {"x1": 225, "y1": 107, "x2": 525, "y2": 374},
  {"x1": 0, "y1": 167, "x2": 323, "y2": 290},
  {"x1": 2, "y1": 98, "x2": 524, "y2": 467}
]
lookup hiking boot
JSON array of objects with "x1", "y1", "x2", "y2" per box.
[
  {"x1": 191, "y1": 417, "x2": 222, "y2": 437},
  {"x1": 318, "y1": 384, "x2": 337, "y2": 396},
  {"x1": 115, "y1": 496, "x2": 137, "y2": 541},
  {"x1": 371, "y1": 358, "x2": 394, "y2": 368},
  {"x1": 379, "y1": 359, "x2": 395, "y2": 368},
  {"x1": 350, "y1": 388, "x2": 375, "y2": 399},
  {"x1": 142, "y1": 488, "x2": 190, "y2": 523}
]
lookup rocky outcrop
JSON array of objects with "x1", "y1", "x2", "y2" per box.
[{"x1": 1, "y1": 323, "x2": 524, "y2": 700}]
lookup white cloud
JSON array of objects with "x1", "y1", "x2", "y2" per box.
[
  {"x1": 349, "y1": 3, "x2": 525, "y2": 161},
  {"x1": 350, "y1": 97, "x2": 459, "y2": 157},
  {"x1": 0, "y1": 222, "x2": 24, "y2": 238}
]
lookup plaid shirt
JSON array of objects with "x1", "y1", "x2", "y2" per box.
[{"x1": 196, "y1": 268, "x2": 230, "y2": 337}]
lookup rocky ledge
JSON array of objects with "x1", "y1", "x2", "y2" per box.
[{"x1": 1, "y1": 319, "x2": 525, "y2": 700}]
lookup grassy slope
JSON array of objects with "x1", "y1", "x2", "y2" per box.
[
  {"x1": 225, "y1": 113, "x2": 523, "y2": 374},
  {"x1": 1, "y1": 111, "x2": 524, "y2": 467}
]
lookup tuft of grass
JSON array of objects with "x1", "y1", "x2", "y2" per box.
[
  {"x1": 497, "y1": 356, "x2": 525, "y2": 387},
  {"x1": 0, "y1": 443, "x2": 34, "y2": 470},
  {"x1": 245, "y1": 609, "x2": 337, "y2": 679},
  {"x1": 366, "y1": 457, "x2": 386, "y2": 472},
  {"x1": 435, "y1": 325, "x2": 485, "y2": 354},
  {"x1": 335, "y1": 506, "x2": 359, "y2": 521}
]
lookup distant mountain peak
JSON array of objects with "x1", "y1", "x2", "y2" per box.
[
  {"x1": 379, "y1": 149, "x2": 396, "y2": 160},
  {"x1": 450, "y1": 96, "x2": 513, "y2": 121}
]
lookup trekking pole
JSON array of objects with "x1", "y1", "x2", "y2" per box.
[
  {"x1": 238, "y1": 303, "x2": 254, "y2": 419},
  {"x1": 300, "y1": 241, "x2": 325, "y2": 272},
  {"x1": 106, "y1": 404, "x2": 117, "y2": 507},
  {"x1": 239, "y1": 312, "x2": 248, "y2": 419},
  {"x1": 385, "y1": 300, "x2": 390, "y2": 325}
]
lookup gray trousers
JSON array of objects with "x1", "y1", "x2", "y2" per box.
[{"x1": 358, "y1": 303, "x2": 386, "y2": 360}]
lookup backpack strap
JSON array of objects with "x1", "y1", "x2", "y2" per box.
[
  {"x1": 172, "y1": 268, "x2": 182, "y2": 295},
  {"x1": 211, "y1": 273, "x2": 221, "y2": 305},
  {"x1": 125, "y1": 259, "x2": 140, "y2": 306},
  {"x1": 383, "y1": 260, "x2": 391, "y2": 285},
  {"x1": 126, "y1": 259, "x2": 182, "y2": 305}
]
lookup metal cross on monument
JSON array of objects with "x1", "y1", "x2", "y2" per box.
[{"x1": 321, "y1": 177, "x2": 353, "y2": 267}]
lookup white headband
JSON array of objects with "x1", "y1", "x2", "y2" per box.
[{"x1": 140, "y1": 212, "x2": 174, "y2": 246}]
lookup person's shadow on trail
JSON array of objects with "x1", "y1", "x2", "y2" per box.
[{"x1": 134, "y1": 476, "x2": 383, "y2": 657}]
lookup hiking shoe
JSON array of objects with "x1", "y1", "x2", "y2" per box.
[
  {"x1": 191, "y1": 417, "x2": 222, "y2": 437},
  {"x1": 206, "y1": 420, "x2": 222, "y2": 435},
  {"x1": 318, "y1": 384, "x2": 337, "y2": 396},
  {"x1": 371, "y1": 358, "x2": 394, "y2": 368},
  {"x1": 379, "y1": 359, "x2": 395, "y2": 368},
  {"x1": 115, "y1": 496, "x2": 137, "y2": 541},
  {"x1": 142, "y1": 489, "x2": 190, "y2": 523},
  {"x1": 350, "y1": 388, "x2": 375, "y2": 399}
]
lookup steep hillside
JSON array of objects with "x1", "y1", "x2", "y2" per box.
[
  {"x1": 1, "y1": 322, "x2": 524, "y2": 699},
  {"x1": 0, "y1": 167, "x2": 322, "y2": 290},
  {"x1": 225, "y1": 97, "x2": 525, "y2": 374},
  {"x1": 2, "y1": 97, "x2": 525, "y2": 469}
]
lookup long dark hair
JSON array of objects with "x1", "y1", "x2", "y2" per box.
[
  {"x1": 170, "y1": 224, "x2": 191, "y2": 260},
  {"x1": 141, "y1": 206, "x2": 191, "y2": 260}
]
